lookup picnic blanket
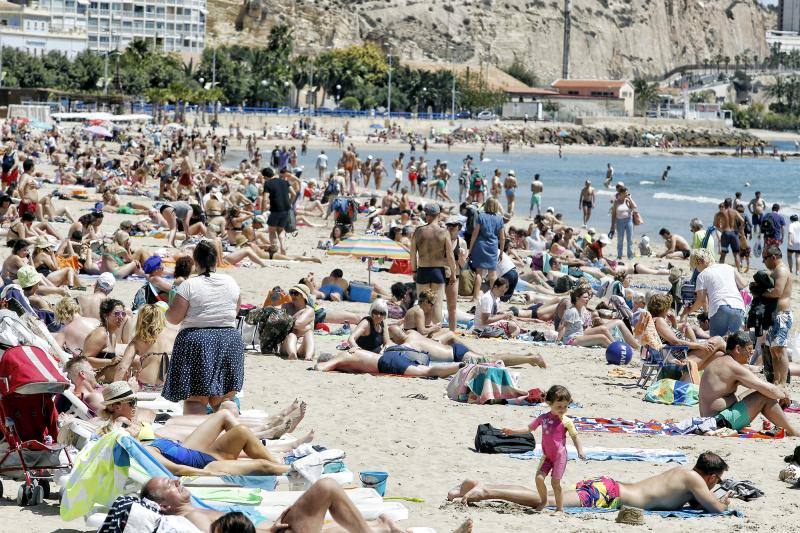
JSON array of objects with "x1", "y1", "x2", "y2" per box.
[
  {"x1": 644, "y1": 379, "x2": 699, "y2": 406},
  {"x1": 561, "y1": 507, "x2": 742, "y2": 518},
  {"x1": 572, "y1": 417, "x2": 784, "y2": 439},
  {"x1": 509, "y1": 446, "x2": 687, "y2": 464},
  {"x1": 446, "y1": 363, "x2": 527, "y2": 404}
]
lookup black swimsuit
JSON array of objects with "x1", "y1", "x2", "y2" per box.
[{"x1": 355, "y1": 317, "x2": 384, "y2": 353}]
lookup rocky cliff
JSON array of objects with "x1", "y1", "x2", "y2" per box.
[{"x1": 207, "y1": 0, "x2": 775, "y2": 82}]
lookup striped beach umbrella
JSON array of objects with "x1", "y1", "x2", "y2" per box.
[{"x1": 328, "y1": 235, "x2": 409, "y2": 282}]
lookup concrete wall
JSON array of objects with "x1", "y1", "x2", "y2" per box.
[
  {"x1": 547, "y1": 98, "x2": 627, "y2": 122},
  {"x1": 501, "y1": 101, "x2": 543, "y2": 120}
]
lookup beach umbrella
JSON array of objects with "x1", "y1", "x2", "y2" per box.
[
  {"x1": 85, "y1": 125, "x2": 112, "y2": 137},
  {"x1": 164, "y1": 123, "x2": 184, "y2": 131},
  {"x1": 87, "y1": 118, "x2": 107, "y2": 126},
  {"x1": 30, "y1": 120, "x2": 53, "y2": 131},
  {"x1": 369, "y1": 123, "x2": 384, "y2": 129},
  {"x1": 328, "y1": 234, "x2": 410, "y2": 283}
]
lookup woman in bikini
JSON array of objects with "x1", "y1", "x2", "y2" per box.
[
  {"x1": 82, "y1": 298, "x2": 132, "y2": 384},
  {"x1": 115, "y1": 304, "x2": 177, "y2": 391},
  {"x1": 100, "y1": 231, "x2": 146, "y2": 279},
  {"x1": 30, "y1": 235, "x2": 84, "y2": 289},
  {"x1": 648, "y1": 293, "x2": 725, "y2": 373}
]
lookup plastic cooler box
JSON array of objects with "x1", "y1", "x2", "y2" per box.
[{"x1": 348, "y1": 282, "x2": 372, "y2": 303}]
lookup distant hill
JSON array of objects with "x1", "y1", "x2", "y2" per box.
[{"x1": 207, "y1": 0, "x2": 775, "y2": 83}]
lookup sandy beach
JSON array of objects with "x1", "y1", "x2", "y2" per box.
[{"x1": 0, "y1": 163, "x2": 795, "y2": 533}]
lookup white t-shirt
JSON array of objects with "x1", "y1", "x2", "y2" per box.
[
  {"x1": 695, "y1": 263, "x2": 744, "y2": 317},
  {"x1": 788, "y1": 221, "x2": 800, "y2": 251},
  {"x1": 316, "y1": 154, "x2": 328, "y2": 169},
  {"x1": 175, "y1": 273, "x2": 240, "y2": 329},
  {"x1": 495, "y1": 252, "x2": 516, "y2": 277},
  {"x1": 475, "y1": 290, "x2": 499, "y2": 327}
]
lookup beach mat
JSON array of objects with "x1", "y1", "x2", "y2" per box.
[
  {"x1": 560, "y1": 506, "x2": 743, "y2": 518},
  {"x1": 509, "y1": 446, "x2": 687, "y2": 464},
  {"x1": 572, "y1": 417, "x2": 784, "y2": 439}
]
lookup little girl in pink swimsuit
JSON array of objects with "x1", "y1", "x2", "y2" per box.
[{"x1": 502, "y1": 385, "x2": 586, "y2": 511}]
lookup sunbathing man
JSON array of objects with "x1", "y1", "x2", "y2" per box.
[
  {"x1": 699, "y1": 331, "x2": 798, "y2": 436},
  {"x1": 388, "y1": 327, "x2": 546, "y2": 368},
  {"x1": 315, "y1": 347, "x2": 461, "y2": 378},
  {"x1": 77, "y1": 272, "x2": 116, "y2": 320},
  {"x1": 101, "y1": 382, "x2": 291, "y2": 476},
  {"x1": 141, "y1": 477, "x2": 429, "y2": 533},
  {"x1": 448, "y1": 452, "x2": 732, "y2": 513}
]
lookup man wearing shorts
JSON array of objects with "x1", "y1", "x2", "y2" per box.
[
  {"x1": 763, "y1": 246, "x2": 794, "y2": 386},
  {"x1": 529, "y1": 174, "x2": 543, "y2": 218},
  {"x1": 410, "y1": 203, "x2": 456, "y2": 325},
  {"x1": 713, "y1": 199, "x2": 743, "y2": 270},
  {"x1": 657, "y1": 228, "x2": 691, "y2": 260},
  {"x1": 261, "y1": 167, "x2": 295, "y2": 255},
  {"x1": 699, "y1": 330, "x2": 797, "y2": 435},
  {"x1": 449, "y1": 452, "x2": 733, "y2": 513},
  {"x1": 314, "y1": 347, "x2": 461, "y2": 378}
]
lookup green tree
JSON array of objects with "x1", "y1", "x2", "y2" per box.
[
  {"x1": 631, "y1": 78, "x2": 659, "y2": 115},
  {"x1": 502, "y1": 56, "x2": 538, "y2": 87}
]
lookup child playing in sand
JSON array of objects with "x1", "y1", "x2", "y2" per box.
[{"x1": 502, "y1": 385, "x2": 585, "y2": 512}]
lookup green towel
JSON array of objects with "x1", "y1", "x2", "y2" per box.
[{"x1": 188, "y1": 487, "x2": 264, "y2": 505}]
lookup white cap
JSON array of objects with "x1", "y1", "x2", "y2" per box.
[{"x1": 97, "y1": 272, "x2": 116, "y2": 293}]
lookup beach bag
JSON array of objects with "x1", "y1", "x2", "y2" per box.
[
  {"x1": 632, "y1": 210, "x2": 644, "y2": 226},
  {"x1": 458, "y1": 269, "x2": 476, "y2": 297},
  {"x1": 474, "y1": 424, "x2": 536, "y2": 454},
  {"x1": 285, "y1": 209, "x2": 297, "y2": 233},
  {"x1": 247, "y1": 307, "x2": 294, "y2": 355},
  {"x1": 554, "y1": 276, "x2": 578, "y2": 294},
  {"x1": 761, "y1": 215, "x2": 775, "y2": 238}
]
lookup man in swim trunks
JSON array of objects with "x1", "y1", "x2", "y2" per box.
[
  {"x1": 448, "y1": 452, "x2": 732, "y2": 513},
  {"x1": 713, "y1": 199, "x2": 744, "y2": 270},
  {"x1": 763, "y1": 246, "x2": 794, "y2": 386},
  {"x1": 699, "y1": 331, "x2": 797, "y2": 435},
  {"x1": 142, "y1": 477, "x2": 417, "y2": 533},
  {"x1": 529, "y1": 174, "x2": 543, "y2": 218},
  {"x1": 504, "y1": 170, "x2": 517, "y2": 216},
  {"x1": 315, "y1": 346, "x2": 461, "y2": 378},
  {"x1": 657, "y1": 228, "x2": 691, "y2": 260},
  {"x1": 318, "y1": 269, "x2": 349, "y2": 301},
  {"x1": 410, "y1": 203, "x2": 456, "y2": 325},
  {"x1": 388, "y1": 327, "x2": 546, "y2": 368}
]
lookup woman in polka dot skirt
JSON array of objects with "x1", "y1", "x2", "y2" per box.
[{"x1": 164, "y1": 240, "x2": 244, "y2": 415}]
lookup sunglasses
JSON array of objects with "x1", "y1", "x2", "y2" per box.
[
  {"x1": 118, "y1": 397, "x2": 137, "y2": 407},
  {"x1": 372, "y1": 311, "x2": 387, "y2": 316},
  {"x1": 113, "y1": 311, "x2": 126, "y2": 318},
  {"x1": 289, "y1": 291, "x2": 300, "y2": 296}
]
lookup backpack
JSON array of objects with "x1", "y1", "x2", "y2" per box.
[
  {"x1": 474, "y1": 423, "x2": 536, "y2": 454},
  {"x1": 761, "y1": 214, "x2": 776, "y2": 238},
  {"x1": 132, "y1": 282, "x2": 159, "y2": 311},
  {"x1": 1, "y1": 152, "x2": 14, "y2": 173},
  {"x1": 332, "y1": 197, "x2": 357, "y2": 225},
  {"x1": 246, "y1": 307, "x2": 294, "y2": 355}
]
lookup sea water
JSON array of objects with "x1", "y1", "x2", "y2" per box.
[{"x1": 227, "y1": 145, "x2": 800, "y2": 248}]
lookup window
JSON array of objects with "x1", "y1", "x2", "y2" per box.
[{"x1": 567, "y1": 90, "x2": 579, "y2": 96}]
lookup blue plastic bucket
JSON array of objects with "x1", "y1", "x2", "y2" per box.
[
  {"x1": 348, "y1": 281, "x2": 373, "y2": 303},
  {"x1": 359, "y1": 470, "x2": 389, "y2": 496}
]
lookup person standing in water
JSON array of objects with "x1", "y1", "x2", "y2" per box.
[
  {"x1": 504, "y1": 170, "x2": 518, "y2": 217},
  {"x1": 529, "y1": 174, "x2": 543, "y2": 219},
  {"x1": 662, "y1": 165, "x2": 671, "y2": 181},
  {"x1": 578, "y1": 180, "x2": 595, "y2": 226},
  {"x1": 604, "y1": 163, "x2": 614, "y2": 188}
]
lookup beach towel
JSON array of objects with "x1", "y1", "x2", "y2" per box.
[
  {"x1": 634, "y1": 310, "x2": 662, "y2": 350},
  {"x1": 446, "y1": 363, "x2": 527, "y2": 404},
  {"x1": 572, "y1": 417, "x2": 784, "y2": 439},
  {"x1": 644, "y1": 379, "x2": 699, "y2": 406},
  {"x1": 509, "y1": 446, "x2": 687, "y2": 464},
  {"x1": 188, "y1": 487, "x2": 264, "y2": 505},
  {"x1": 560, "y1": 507, "x2": 743, "y2": 518}
]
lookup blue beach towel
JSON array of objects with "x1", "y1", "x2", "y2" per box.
[
  {"x1": 560, "y1": 506, "x2": 742, "y2": 518},
  {"x1": 509, "y1": 446, "x2": 687, "y2": 464}
]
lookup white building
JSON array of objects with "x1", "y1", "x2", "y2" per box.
[
  {"x1": 86, "y1": 0, "x2": 206, "y2": 55},
  {"x1": 0, "y1": 0, "x2": 87, "y2": 59},
  {"x1": 780, "y1": 0, "x2": 800, "y2": 33}
]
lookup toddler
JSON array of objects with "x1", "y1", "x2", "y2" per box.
[{"x1": 502, "y1": 385, "x2": 585, "y2": 511}]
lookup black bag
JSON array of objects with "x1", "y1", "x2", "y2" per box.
[
  {"x1": 474, "y1": 423, "x2": 536, "y2": 454},
  {"x1": 285, "y1": 209, "x2": 297, "y2": 233},
  {"x1": 554, "y1": 276, "x2": 578, "y2": 294}
]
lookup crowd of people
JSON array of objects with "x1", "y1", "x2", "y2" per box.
[{"x1": 0, "y1": 116, "x2": 796, "y2": 532}]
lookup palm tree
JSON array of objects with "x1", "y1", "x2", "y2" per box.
[
  {"x1": 290, "y1": 55, "x2": 309, "y2": 108},
  {"x1": 145, "y1": 87, "x2": 172, "y2": 123},
  {"x1": 631, "y1": 78, "x2": 659, "y2": 115},
  {"x1": 723, "y1": 56, "x2": 731, "y2": 72}
]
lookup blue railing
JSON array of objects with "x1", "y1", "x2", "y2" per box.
[{"x1": 125, "y1": 103, "x2": 464, "y2": 120}]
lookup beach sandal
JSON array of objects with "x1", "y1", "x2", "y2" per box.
[{"x1": 403, "y1": 393, "x2": 428, "y2": 400}]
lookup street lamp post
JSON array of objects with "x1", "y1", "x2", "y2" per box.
[
  {"x1": 387, "y1": 53, "x2": 392, "y2": 117},
  {"x1": 284, "y1": 80, "x2": 290, "y2": 110},
  {"x1": 260, "y1": 79, "x2": 267, "y2": 109},
  {"x1": 335, "y1": 84, "x2": 341, "y2": 108}
]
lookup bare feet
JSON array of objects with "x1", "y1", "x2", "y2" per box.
[
  {"x1": 531, "y1": 354, "x2": 547, "y2": 369},
  {"x1": 460, "y1": 482, "x2": 488, "y2": 506},
  {"x1": 286, "y1": 401, "x2": 307, "y2": 433},
  {"x1": 375, "y1": 514, "x2": 409, "y2": 533},
  {"x1": 452, "y1": 518, "x2": 473, "y2": 533},
  {"x1": 447, "y1": 479, "x2": 479, "y2": 502},
  {"x1": 279, "y1": 399, "x2": 300, "y2": 417}
]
